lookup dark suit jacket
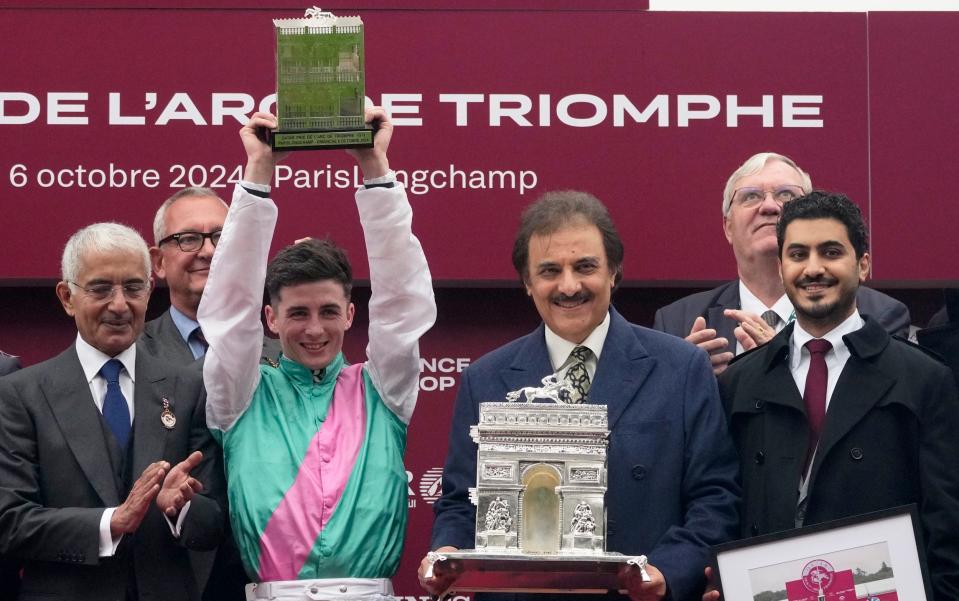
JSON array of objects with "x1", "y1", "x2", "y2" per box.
[
  {"x1": 718, "y1": 318, "x2": 959, "y2": 599},
  {"x1": 431, "y1": 308, "x2": 741, "y2": 601},
  {"x1": 652, "y1": 280, "x2": 911, "y2": 353},
  {"x1": 141, "y1": 308, "x2": 278, "y2": 601},
  {"x1": 0, "y1": 353, "x2": 19, "y2": 600},
  {"x1": 918, "y1": 322, "x2": 959, "y2": 387},
  {"x1": 142, "y1": 308, "x2": 281, "y2": 368},
  {"x1": 0, "y1": 344, "x2": 226, "y2": 601},
  {"x1": 0, "y1": 354, "x2": 20, "y2": 377},
  {"x1": 140, "y1": 309, "x2": 281, "y2": 601}
]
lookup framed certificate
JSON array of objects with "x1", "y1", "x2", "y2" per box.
[{"x1": 711, "y1": 505, "x2": 932, "y2": 601}]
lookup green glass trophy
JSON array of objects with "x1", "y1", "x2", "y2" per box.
[{"x1": 272, "y1": 7, "x2": 373, "y2": 151}]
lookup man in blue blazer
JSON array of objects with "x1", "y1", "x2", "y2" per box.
[
  {"x1": 653, "y1": 152, "x2": 909, "y2": 375},
  {"x1": 419, "y1": 191, "x2": 740, "y2": 601}
]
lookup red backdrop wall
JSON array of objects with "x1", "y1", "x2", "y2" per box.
[{"x1": 1, "y1": 5, "x2": 958, "y2": 600}]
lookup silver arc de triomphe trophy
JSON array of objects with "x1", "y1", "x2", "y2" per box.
[
  {"x1": 425, "y1": 375, "x2": 651, "y2": 599},
  {"x1": 271, "y1": 7, "x2": 373, "y2": 151}
]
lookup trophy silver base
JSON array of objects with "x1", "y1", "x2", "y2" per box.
[
  {"x1": 270, "y1": 127, "x2": 374, "y2": 151},
  {"x1": 429, "y1": 550, "x2": 649, "y2": 599}
]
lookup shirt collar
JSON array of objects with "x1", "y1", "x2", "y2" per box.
[
  {"x1": 790, "y1": 309, "x2": 864, "y2": 366},
  {"x1": 738, "y1": 281, "x2": 793, "y2": 324},
  {"x1": 168, "y1": 305, "x2": 200, "y2": 343},
  {"x1": 544, "y1": 312, "x2": 610, "y2": 371},
  {"x1": 278, "y1": 351, "x2": 344, "y2": 388},
  {"x1": 75, "y1": 334, "x2": 137, "y2": 384}
]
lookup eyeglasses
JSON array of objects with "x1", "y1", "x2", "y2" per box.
[
  {"x1": 68, "y1": 281, "x2": 150, "y2": 302},
  {"x1": 732, "y1": 185, "x2": 805, "y2": 208},
  {"x1": 158, "y1": 230, "x2": 222, "y2": 253}
]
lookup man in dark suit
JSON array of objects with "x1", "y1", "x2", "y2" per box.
[
  {"x1": 653, "y1": 153, "x2": 909, "y2": 375},
  {"x1": 0, "y1": 351, "x2": 20, "y2": 600},
  {"x1": 419, "y1": 191, "x2": 740, "y2": 601},
  {"x1": 143, "y1": 188, "x2": 280, "y2": 366},
  {"x1": 918, "y1": 290, "x2": 959, "y2": 387},
  {"x1": 0, "y1": 222, "x2": 225, "y2": 601},
  {"x1": 714, "y1": 192, "x2": 959, "y2": 599}
]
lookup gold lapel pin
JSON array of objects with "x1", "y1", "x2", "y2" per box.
[{"x1": 160, "y1": 398, "x2": 176, "y2": 430}]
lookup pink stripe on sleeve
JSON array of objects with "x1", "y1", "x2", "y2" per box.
[{"x1": 256, "y1": 363, "x2": 367, "y2": 581}]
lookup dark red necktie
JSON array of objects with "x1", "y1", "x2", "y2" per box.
[{"x1": 802, "y1": 338, "x2": 832, "y2": 475}]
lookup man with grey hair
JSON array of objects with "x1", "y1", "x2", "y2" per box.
[
  {"x1": 0, "y1": 222, "x2": 225, "y2": 601},
  {"x1": 653, "y1": 152, "x2": 910, "y2": 374},
  {"x1": 144, "y1": 187, "x2": 281, "y2": 367}
]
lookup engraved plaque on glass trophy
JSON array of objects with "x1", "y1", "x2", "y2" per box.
[{"x1": 271, "y1": 7, "x2": 372, "y2": 151}]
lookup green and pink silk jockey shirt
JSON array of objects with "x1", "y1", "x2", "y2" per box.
[{"x1": 198, "y1": 180, "x2": 436, "y2": 582}]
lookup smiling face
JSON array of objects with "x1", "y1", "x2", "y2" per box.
[
  {"x1": 724, "y1": 159, "x2": 806, "y2": 265},
  {"x1": 56, "y1": 249, "x2": 151, "y2": 357},
  {"x1": 780, "y1": 217, "x2": 870, "y2": 337},
  {"x1": 264, "y1": 279, "x2": 356, "y2": 371},
  {"x1": 524, "y1": 218, "x2": 615, "y2": 344},
  {"x1": 150, "y1": 194, "x2": 227, "y2": 319}
]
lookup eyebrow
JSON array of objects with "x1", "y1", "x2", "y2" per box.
[
  {"x1": 84, "y1": 277, "x2": 147, "y2": 285},
  {"x1": 786, "y1": 240, "x2": 845, "y2": 251},
  {"x1": 285, "y1": 303, "x2": 342, "y2": 314}
]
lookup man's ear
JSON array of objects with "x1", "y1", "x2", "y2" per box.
[
  {"x1": 858, "y1": 252, "x2": 871, "y2": 283},
  {"x1": 55, "y1": 281, "x2": 76, "y2": 317},
  {"x1": 722, "y1": 215, "x2": 734, "y2": 244},
  {"x1": 264, "y1": 304, "x2": 279, "y2": 334},
  {"x1": 149, "y1": 246, "x2": 166, "y2": 280},
  {"x1": 345, "y1": 302, "x2": 356, "y2": 330}
]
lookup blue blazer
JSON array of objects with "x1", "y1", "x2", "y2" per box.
[{"x1": 431, "y1": 308, "x2": 741, "y2": 601}]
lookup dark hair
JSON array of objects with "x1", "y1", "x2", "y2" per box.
[
  {"x1": 266, "y1": 238, "x2": 352, "y2": 304},
  {"x1": 777, "y1": 190, "x2": 869, "y2": 259},
  {"x1": 511, "y1": 190, "x2": 624, "y2": 286}
]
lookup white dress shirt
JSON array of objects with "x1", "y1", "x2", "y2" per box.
[
  {"x1": 74, "y1": 336, "x2": 188, "y2": 556},
  {"x1": 544, "y1": 312, "x2": 610, "y2": 381},
  {"x1": 789, "y1": 310, "x2": 864, "y2": 410}
]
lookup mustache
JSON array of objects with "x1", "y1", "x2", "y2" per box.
[
  {"x1": 796, "y1": 275, "x2": 838, "y2": 287},
  {"x1": 551, "y1": 291, "x2": 592, "y2": 304}
]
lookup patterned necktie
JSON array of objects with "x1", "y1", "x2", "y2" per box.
[
  {"x1": 802, "y1": 339, "x2": 832, "y2": 475},
  {"x1": 761, "y1": 310, "x2": 781, "y2": 329},
  {"x1": 563, "y1": 346, "x2": 592, "y2": 404},
  {"x1": 99, "y1": 359, "x2": 131, "y2": 449}
]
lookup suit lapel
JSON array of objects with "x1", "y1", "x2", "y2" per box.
[
  {"x1": 709, "y1": 281, "x2": 740, "y2": 355},
  {"x1": 500, "y1": 324, "x2": 553, "y2": 394},
  {"x1": 810, "y1": 321, "x2": 894, "y2": 484},
  {"x1": 755, "y1": 331, "x2": 804, "y2": 414},
  {"x1": 132, "y1": 348, "x2": 170, "y2": 477},
  {"x1": 43, "y1": 348, "x2": 121, "y2": 507},
  {"x1": 592, "y1": 309, "x2": 653, "y2": 430},
  {"x1": 498, "y1": 311, "x2": 653, "y2": 429},
  {"x1": 153, "y1": 309, "x2": 195, "y2": 365}
]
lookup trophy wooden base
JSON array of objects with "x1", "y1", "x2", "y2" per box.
[
  {"x1": 270, "y1": 127, "x2": 374, "y2": 151},
  {"x1": 432, "y1": 551, "x2": 645, "y2": 600}
]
